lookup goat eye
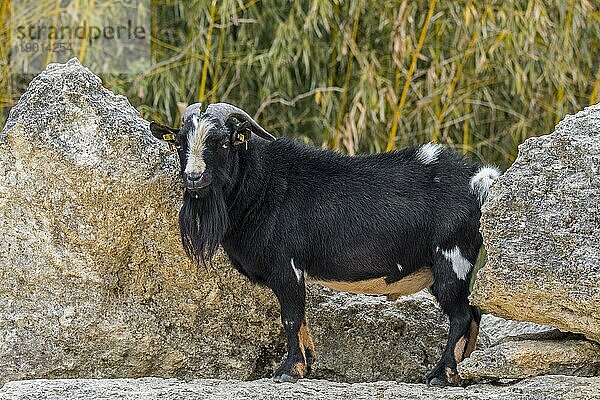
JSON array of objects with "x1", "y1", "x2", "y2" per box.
[{"x1": 221, "y1": 142, "x2": 229, "y2": 149}]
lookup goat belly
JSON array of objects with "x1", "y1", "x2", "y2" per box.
[{"x1": 308, "y1": 267, "x2": 433, "y2": 300}]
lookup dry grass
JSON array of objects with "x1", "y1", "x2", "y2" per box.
[{"x1": 2, "y1": 0, "x2": 600, "y2": 168}]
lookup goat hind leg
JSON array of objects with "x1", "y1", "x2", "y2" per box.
[
  {"x1": 298, "y1": 318, "x2": 316, "y2": 372},
  {"x1": 427, "y1": 247, "x2": 479, "y2": 386}
]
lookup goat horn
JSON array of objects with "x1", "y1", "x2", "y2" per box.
[
  {"x1": 205, "y1": 102, "x2": 276, "y2": 141},
  {"x1": 183, "y1": 102, "x2": 203, "y2": 121}
]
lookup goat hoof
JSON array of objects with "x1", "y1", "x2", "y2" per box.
[
  {"x1": 273, "y1": 360, "x2": 307, "y2": 383},
  {"x1": 427, "y1": 365, "x2": 459, "y2": 387},
  {"x1": 305, "y1": 354, "x2": 315, "y2": 376},
  {"x1": 427, "y1": 376, "x2": 449, "y2": 387},
  {"x1": 273, "y1": 373, "x2": 298, "y2": 383}
]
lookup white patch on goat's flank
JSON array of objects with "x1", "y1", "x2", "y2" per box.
[
  {"x1": 416, "y1": 142, "x2": 442, "y2": 164},
  {"x1": 470, "y1": 165, "x2": 501, "y2": 205},
  {"x1": 397, "y1": 263, "x2": 403, "y2": 272},
  {"x1": 442, "y1": 246, "x2": 472, "y2": 281},
  {"x1": 185, "y1": 118, "x2": 213, "y2": 175},
  {"x1": 291, "y1": 258, "x2": 303, "y2": 283}
]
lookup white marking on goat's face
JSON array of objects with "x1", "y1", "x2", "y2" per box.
[
  {"x1": 184, "y1": 117, "x2": 214, "y2": 175},
  {"x1": 441, "y1": 246, "x2": 472, "y2": 280},
  {"x1": 416, "y1": 142, "x2": 442, "y2": 164},
  {"x1": 291, "y1": 258, "x2": 303, "y2": 283}
]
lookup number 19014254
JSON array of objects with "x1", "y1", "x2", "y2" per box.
[{"x1": 18, "y1": 41, "x2": 74, "y2": 53}]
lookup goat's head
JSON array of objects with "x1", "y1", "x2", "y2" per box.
[
  {"x1": 150, "y1": 103, "x2": 276, "y2": 199},
  {"x1": 150, "y1": 103, "x2": 275, "y2": 265}
]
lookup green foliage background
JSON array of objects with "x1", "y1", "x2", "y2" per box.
[{"x1": 2, "y1": 0, "x2": 600, "y2": 168}]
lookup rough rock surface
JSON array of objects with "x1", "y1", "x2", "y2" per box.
[
  {"x1": 471, "y1": 103, "x2": 600, "y2": 342},
  {"x1": 2, "y1": 376, "x2": 600, "y2": 400},
  {"x1": 0, "y1": 58, "x2": 282, "y2": 384},
  {"x1": 0, "y1": 58, "x2": 449, "y2": 385},
  {"x1": 307, "y1": 289, "x2": 447, "y2": 382},
  {"x1": 478, "y1": 314, "x2": 553, "y2": 346},
  {"x1": 459, "y1": 333, "x2": 600, "y2": 381}
]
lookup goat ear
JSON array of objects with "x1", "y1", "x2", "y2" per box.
[
  {"x1": 150, "y1": 121, "x2": 179, "y2": 143},
  {"x1": 226, "y1": 118, "x2": 252, "y2": 147}
]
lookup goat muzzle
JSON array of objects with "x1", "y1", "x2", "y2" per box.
[{"x1": 185, "y1": 171, "x2": 212, "y2": 198}]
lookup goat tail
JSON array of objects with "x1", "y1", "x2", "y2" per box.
[{"x1": 470, "y1": 165, "x2": 501, "y2": 205}]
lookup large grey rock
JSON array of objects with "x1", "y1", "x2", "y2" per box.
[
  {"x1": 2, "y1": 376, "x2": 600, "y2": 400},
  {"x1": 471, "y1": 104, "x2": 600, "y2": 342},
  {"x1": 0, "y1": 58, "x2": 283, "y2": 384},
  {"x1": 0, "y1": 58, "x2": 448, "y2": 385},
  {"x1": 458, "y1": 334, "x2": 600, "y2": 381}
]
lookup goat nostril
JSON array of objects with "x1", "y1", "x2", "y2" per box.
[{"x1": 187, "y1": 172, "x2": 202, "y2": 182}]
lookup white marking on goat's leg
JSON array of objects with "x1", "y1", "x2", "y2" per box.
[
  {"x1": 184, "y1": 118, "x2": 213, "y2": 175},
  {"x1": 291, "y1": 258, "x2": 303, "y2": 283},
  {"x1": 441, "y1": 246, "x2": 473, "y2": 280},
  {"x1": 416, "y1": 142, "x2": 442, "y2": 164},
  {"x1": 283, "y1": 320, "x2": 295, "y2": 329}
]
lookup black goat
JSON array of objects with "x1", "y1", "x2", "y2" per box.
[{"x1": 150, "y1": 103, "x2": 500, "y2": 386}]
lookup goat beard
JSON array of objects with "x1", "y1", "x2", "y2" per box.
[{"x1": 179, "y1": 185, "x2": 229, "y2": 266}]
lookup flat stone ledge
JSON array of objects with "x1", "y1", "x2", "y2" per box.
[{"x1": 1, "y1": 376, "x2": 600, "y2": 400}]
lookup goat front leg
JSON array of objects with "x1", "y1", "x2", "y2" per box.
[{"x1": 269, "y1": 269, "x2": 311, "y2": 383}]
